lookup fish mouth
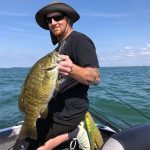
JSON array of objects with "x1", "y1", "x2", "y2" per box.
[
  {"x1": 53, "y1": 52, "x2": 62, "y2": 62},
  {"x1": 58, "y1": 55, "x2": 63, "y2": 62}
]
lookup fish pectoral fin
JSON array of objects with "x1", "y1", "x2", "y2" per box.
[
  {"x1": 55, "y1": 79, "x2": 59, "y2": 91},
  {"x1": 18, "y1": 123, "x2": 37, "y2": 140},
  {"x1": 40, "y1": 106, "x2": 49, "y2": 119}
]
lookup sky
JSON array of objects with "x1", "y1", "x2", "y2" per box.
[{"x1": 0, "y1": 0, "x2": 150, "y2": 68}]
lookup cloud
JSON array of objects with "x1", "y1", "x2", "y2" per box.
[
  {"x1": 139, "y1": 44, "x2": 150, "y2": 56},
  {"x1": 121, "y1": 45, "x2": 150, "y2": 57},
  {"x1": 100, "y1": 43, "x2": 150, "y2": 66},
  {"x1": 81, "y1": 12, "x2": 128, "y2": 18},
  {"x1": 5, "y1": 26, "x2": 24, "y2": 32},
  {"x1": 124, "y1": 46, "x2": 131, "y2": 50},
  {"x1": 16, "y1": 22, "x2": 36, "y2": 27},
  {"x1": 0, "y1": 12, "x2": 31, "y2": 17},
  {"x1": 147, "y1": 44, "x2": 150, "y2": 48},
  {"x1": 126, "y1": 52, "x2": 137, "y2": 57}
]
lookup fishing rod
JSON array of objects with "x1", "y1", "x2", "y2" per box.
[
  {"x1": 100, "y1": 86, "x2": 150, "y2": 121},
  {"x1": 90, "y1": 104, "x2": 132, "y2": 130},
  {"x1": 90, "y1": 110, "x2": 121, "y2": 132}
]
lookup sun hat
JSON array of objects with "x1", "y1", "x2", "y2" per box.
[{"x1": 35, "y1": 2, "x2": 80, "y2": 30}]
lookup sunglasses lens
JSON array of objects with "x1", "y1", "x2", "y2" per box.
[
  {"x1": 46, "y1": 14, "x2": 65, "y2": 24},
  {"x1": 46, "y1": 18, "x2": 52, "y2": 23},
  {"x1": 54, "y1": 15, "x2": 65, "y2": 21}
]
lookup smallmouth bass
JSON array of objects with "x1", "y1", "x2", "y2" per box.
[{"x1": 17, "y1": 51, "x2": 60, "y2": 140}]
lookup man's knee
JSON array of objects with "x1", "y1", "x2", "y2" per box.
[{"x1": 102, "y1": 138, "x2": 124, "y2": 150}]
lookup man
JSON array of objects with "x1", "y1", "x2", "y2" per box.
[{"x1": 29, "y1": 2, "x2": 100, "y2": 149}]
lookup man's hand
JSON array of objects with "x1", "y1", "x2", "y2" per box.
[
  {"x1": 58, "y1": 55, "x2": 73, "y2": 76},
  {"x1": 58, "y1": 54, "x2": 100, "y2": 85}
]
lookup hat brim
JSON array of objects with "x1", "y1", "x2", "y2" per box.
[{"x1": 35, "y1": 2, "x2": 80, "y2": 30}]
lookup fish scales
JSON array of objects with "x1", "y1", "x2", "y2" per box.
[{"x1": 16, "y1": 51, "x2": 60, "y2": 141}]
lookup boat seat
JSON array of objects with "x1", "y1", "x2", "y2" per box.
[{"x1": 102, "y1": 124, "x2": 150, "y2": 150}]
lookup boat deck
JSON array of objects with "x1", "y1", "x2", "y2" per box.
[
  {"x1": 0, "y1": 124, "x2": 21, "y2": 150},
  {"x1": 0, "y1": 120, "x2": 115, "y2": 150},
  {"x1": 0, "y1": 135, "x2": 17, "y2": 150}
]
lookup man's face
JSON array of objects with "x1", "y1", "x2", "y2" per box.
[{"x1": 46, "y1": 12, "x2": 68, "y2": 37}]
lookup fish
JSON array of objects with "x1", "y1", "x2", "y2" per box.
[
  {"x1": 85, "y1": 111, "x2": 104, "y2": 150},
  {"x1": 17, "y1": 51, "x2": 60, "y2": 140}
]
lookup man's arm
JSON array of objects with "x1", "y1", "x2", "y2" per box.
[
  {"x1": 36, "y1": 133, "x2": 69, "y2": 150},
  {"x1": 70, "y1": 64, "x2": 100, "y2": 85},
  {"x1": 58, "y1": 55, "x2": 100, "y2": 85}
]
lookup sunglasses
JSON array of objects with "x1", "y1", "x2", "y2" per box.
[{"x1": 45, "y1": 14, "x2": 65, "y2": 24}]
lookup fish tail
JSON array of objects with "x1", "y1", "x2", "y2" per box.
[
  {"x1": 18, "y1": 123, "x2": 37, "y2": 140},
  {"x1": 85, "y1": 113, "x2": 95, "y2": 150},
  {"x1": 85, "y1": 111, "x2": 104, "y2": 149},
  {"x1": 95, "y1": 127, "x2": 104, "y2": 149}
]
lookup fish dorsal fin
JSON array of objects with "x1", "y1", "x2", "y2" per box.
[{"x1": 18, "y1": 93, "x2": 25, "y2": 112}]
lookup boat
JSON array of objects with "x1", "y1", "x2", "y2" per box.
[
  {"x1": 1, "y1": 88, "x2": 150, "y2": 150},
  {"x1": 0, "y1": 122, "x2": 115, "y2": 150},
  {"x1": 1, "y1": 106, "x2": 150, "y2": 150},
  {"x1": 0, "y1": 110, "x2": 116, "y2": 150}
]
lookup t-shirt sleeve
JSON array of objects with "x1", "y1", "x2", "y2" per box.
[{"x1": 74, "y1": 34, "x2": 99, "y2": 68}]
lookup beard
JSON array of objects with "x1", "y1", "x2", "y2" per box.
[{"x1": 51, "y1": 27, "x2": 63, "y2": 37}]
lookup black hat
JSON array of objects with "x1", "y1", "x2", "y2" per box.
[{"x1": 35, "y1": 2, "x2": 80, "y2": 30}]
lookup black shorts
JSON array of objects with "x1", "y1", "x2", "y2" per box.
[{"x1": 27, "y1": 117, "x2": 77, "y2": 150}]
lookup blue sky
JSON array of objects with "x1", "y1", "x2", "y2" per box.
[{"x1": 0, "y1": 0, "x2": 150, "y2": 68}]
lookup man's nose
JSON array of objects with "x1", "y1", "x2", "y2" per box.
[{"x1": 51, "y1": 19, "x2": 57, "y2": 24}]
